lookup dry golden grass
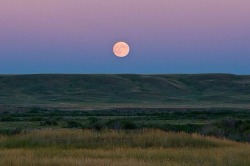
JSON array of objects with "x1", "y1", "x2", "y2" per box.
[
  {"x1": 0, "y1": 129, "x2": 250, "y2": 166},
  {"x1": 0, "y1": 129, "x2": 238, "y2": 149},
  {"x1": 1, "y1": 147, "x2": 250, "y2": 166}
]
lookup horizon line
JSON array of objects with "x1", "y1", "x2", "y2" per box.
[{"x1": 0, "y1": 73, "x2": 249, "y2": 76}]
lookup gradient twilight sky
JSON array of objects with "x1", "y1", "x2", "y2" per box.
[{"x1": 0, "y1": 0, "x2": 250, "y2": 74}]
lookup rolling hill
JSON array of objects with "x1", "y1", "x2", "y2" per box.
[{"x1": 1, "y1": 74, "x2": 250, "y2": 108}]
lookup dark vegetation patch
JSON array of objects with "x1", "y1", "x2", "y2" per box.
[
  {"x1": 0, "y1": 107, "x2": 249, "y2": 142},
  {"x1": 201, "y1": 117, "x2": 250, "y2": 142}
]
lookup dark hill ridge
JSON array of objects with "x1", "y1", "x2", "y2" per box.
[{"x1": 0, "y1": 74, "x2": 250, "y2": 108}]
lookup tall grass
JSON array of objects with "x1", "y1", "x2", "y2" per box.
[
  {"x1": 0, "y1": 129, "x2": 249, "y2": 166},
  {"x1": 0, "y1": 129, "x2": 238, "y2": 149},
  {"x1": 0, "y1": 147, "x2": 249, "y2": 166}
]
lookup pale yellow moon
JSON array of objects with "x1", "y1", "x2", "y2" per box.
[{"x1": 113, "y1": 42, "x2": 130, "y2": 57}]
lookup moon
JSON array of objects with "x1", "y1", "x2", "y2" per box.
[{"x1": 113, "y1": 42, "x2": 130, "y2": 57}]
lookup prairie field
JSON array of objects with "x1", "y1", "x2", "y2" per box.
[
  {"x1": 0, "y1": 74, "x2": 250, "y2": 165},
  {"x1": 0, "y1": 129, "x2": 250, "y2": 166}
]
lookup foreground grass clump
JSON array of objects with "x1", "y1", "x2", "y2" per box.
[
  {"x1": 0, "y1": 129, "x2": 236, "y2": 149},
  {"x1": 0, "y1": 129, "x2": 250, "y2": 166}
]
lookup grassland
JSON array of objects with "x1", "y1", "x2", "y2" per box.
[
  {"x1": 0, "y1": 74, "x2": 250, "y2": 165},
  {"x1": 0, "y1": 129, "x2": 250, "y2": 166},
  {"x1": 1, "y1": 74, "x2": 250, "y2": 108},
  {"x1": 0, "y1": 107, "x2": 249, "y2": 165}
]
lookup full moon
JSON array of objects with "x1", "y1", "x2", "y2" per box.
[{"x1": 113, "y1": 42, "x2": 130, "y2": 57}]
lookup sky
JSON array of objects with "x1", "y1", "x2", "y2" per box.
[{"x1": 0, "y1": 0, "x2": 250, "y2": 74}]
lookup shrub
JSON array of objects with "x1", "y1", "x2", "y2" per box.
[
  {"x1": 66, "y1": 120, "x2": 82, "y2": 128},
  {"x1": 29, "y1": 117, "x2": 43, "y2": 121},
  {"x1": 88, "y1": 117, "x2": 102, "y2": 131},
  {"x1": 0, "y1": 116, "x2": 17, "y2": 122},
  {"x1": 106, "y1": 119, "x2": 137, "y2": 130},
  {"x1": 201, "y1": 118, "x2": 250, "y2": 142},
  {"x1": 40, "y1": 120, "x2": 58, "y2": 126},
  {"x1": 0, "y1": 127, "x2": 23, "y2": 136},
  {"x1": 121, "y1": 120, "x2": 137, "y2": 130},
  {"x1": 106, "y1": 119, "x2": 121, "y2": 130},
  {"x1": 201, "y1": 126, "x2": 225, "y2": 138}
]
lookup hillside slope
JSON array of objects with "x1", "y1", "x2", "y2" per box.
[{"x1": 0, "y1": 74, "x2": 250, "y2": 107}]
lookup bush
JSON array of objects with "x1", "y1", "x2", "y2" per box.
[
  {"x1": 0, "y1": 127, "x2": 23, "y2": 136},
  {"x1": 29, "y1": 117, "x2": 43, "y2": 121},
  {"x1": 242, "y1": 131, "x2": 250, "y2": 142},
  {"x1": 88, "y1": 117, "x2": 102, "y2": 131},
  {"x1": 106, "y1": 119, "x2": 137, "y2": 130},
  {"x1": 40, "y1": 120, "x2": 58, "y2": 126},
  {"x1": 201, "y1": 126, "x2": 225, "y2": 138},
  {"x1": 121, "y1": 120, "x2": 137, "y2": 130},
  {"x1": 201, "y1": 118, "x2": 250, "y2": 142},
  {"x1": 0, "y1": 116, "x2": 18, "y2": 122},
  {"x1": 106, "y1": 119, "x2": 121, "y2": 130},
  {"x1": 66, "y1": 120, "x2": 82, "y2": 128}
]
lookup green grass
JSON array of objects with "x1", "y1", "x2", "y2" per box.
[{"x1": 1, "y1": 74, "x2": 250, "y2": 107}]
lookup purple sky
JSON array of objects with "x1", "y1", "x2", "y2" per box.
[{"x1": 0, "y1": 0, "x2": 250, "y2": 74}]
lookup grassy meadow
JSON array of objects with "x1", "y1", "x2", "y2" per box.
[{"x1": 0, "y1": 129, "x2": 250, "y2": 166}]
